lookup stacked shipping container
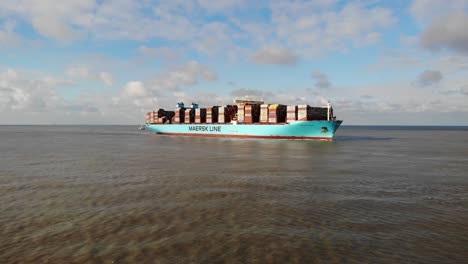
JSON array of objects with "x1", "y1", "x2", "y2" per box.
[
  {"x1": 268, "y1": 105, "x2": 278, "y2": 123},
  {"x1": 174, "y1": 108, "x2": 184, "y2": 123},
  {"x1": 308, "y1": 107, "x2": 328, "y2": 120},
  {"x1": 244, "y1": 105, "x2": 252, "y2": 123},
  {"x1": 298, "y1": 105, "x2": 308, "y2": 121},
  {"x1": 195, "y1": 108, "x2": 201, "y2": 123},
  {"x1": 237, "y1": 104, "x2": 245, "y2": 123},
  {"x1": 212, "y1": 106, "x2": 219, "y2": 123},
  {"x1": 146, "y1": 103, "x2": 329, "y2": 124},
  {"x1": 287, "y1": 105, "x2": 297, "y2": 122},
  {"x1": 193, "y1": 108, "x2": 207, "y2": 123},
  {"x1": 218, "y1": 107, "x2": 225, "y2": 123},
  {"x1": 206, "y1": 107, "x2": 212, "y2": 123},
  {"x1": 146, "y1": 112, "x2": 151, "y2": 124},
  {"x1": 184, "y1": 110, "x2": 190, "y2": 124},
  {"x1": 260, "y1": 104, "x2": 268, "y2": 123}
]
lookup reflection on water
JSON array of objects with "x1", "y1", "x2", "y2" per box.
[{"x1": 1, "y1": 126, "x2": 468, "y2": 263}]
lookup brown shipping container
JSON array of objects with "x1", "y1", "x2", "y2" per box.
[
  {"x1": 268, "y1": 104, "x2": 278, "y2": 123},
  {"x1": 195, "y1": 108, "x2": 201, "y2": 123},
  {"x1": 260, "y1": 104, "x2": 269, "y2": 123},
  {"x1": 218, "y1": 106, "x2": 225, "y2": 124},
  {"x1": 297, "y1": 105, "x2": 308, "y2": 121},
  {"x1": 244, "y1": 105, "x2": 252, "y2": 123},
  {"x1": 237, "y1": 104, "x2": 245, "y2": 123},
  {"x1": 185, "y1": 110, "x2": 191, "y2": 124},
  {"x1": 174, "y1": 110, "x2": 179, "y2": 123},
  {"x1": 268, "y1": 104, "x2": 287, "y2": 123},
  {"x1": 175, "y1": 108, "x2": 185, "y2": 123},
  {"x1": 206, "y1": 107, "x2": 212, "y2": 124},
  {"x1": 287, "y1": 105, "x2": 297, "y2": 122}
]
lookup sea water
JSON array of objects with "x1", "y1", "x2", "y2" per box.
[{"x1": 1, "y1": 125, "x2": 467, "y2": 263}]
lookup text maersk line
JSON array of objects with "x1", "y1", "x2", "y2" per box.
[{"x1": 188, "y1": 125, "x2": 222, "y2": 132}]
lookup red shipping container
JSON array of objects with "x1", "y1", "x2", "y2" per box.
[
  {"x1": 287, "y1": 105, "x2": 297, "y2": 122},
  {"x1": 185, "y1": 110, "x2": 191, "y2": 124},
  {"x1": 195, "y1": 108, "x2": 201, "y2": 123},
  {"x1": 206, "y1": 107, "x2": 212, "y2": 124},
  {"x1": 244, "y1": 105, "x2": 252, "y2": 123}
]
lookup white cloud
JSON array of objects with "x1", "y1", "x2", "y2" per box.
[
  {"x1": 65, "y1": 65, "x2": 90, "y2": 79},
  {"x1": 433, "y1": 55, "x2": 468, "y2": 73},
  {"x1": 461, "y1": 85, "x2": 468, "y2": 95},
  {"x1": 410, "y1": 0, "x2": 468, "y2": 22},
  {"x1": 1, "y1": 66, "x2": 468, "y2": 125},
  {"x1": 252, "y1": 46, "x2": 298, "y2": 65},
  {"x1": 417, "y1": 70, "x2": 443, "y2": 86},
  {"x1": 368, "y1": 50, "x2": 422, "y2": 71},
  {"x1": 0, "y1": 62, "x2": 218, "y2": 124},
  {"x1": 0, "y1": 19, "x2": 22, "y2": 47},
  {"x1": 66, "y1": 65, "x2": 115, "y2": 86},
  {"x1": 98, "y1": 72, "x2": 114, "y2": 86},
  {"x1": 138, "y1": 46, "x2": 177, "y2": 61},
  {"x1": 122, "y1": 81, "x2": 147, "y2": 98},
  {"x1": 0, "y1": 69, "x2": 66, "y2": 112},
  {"x1": 197, "y1": 0, "x2": 246, "y2": 12},
  {"x1": 230, "y1": 88, "x2": 273, "y2": 98},
  {"x1": 311, "y1": 71, "x2": 331, "y2": 89},
  {"x1": 0, "y1": 0, "x2": 398, "y2": 60},
  {"x1": 420, "y1": 12, "x2": 468, "y2": 55},
  {"x1": 267, "y1": 1, "x2": 396, "y2": 56},
  {"x1": 148, "y1": 61, "x2": 217, "y2": 91},
  {"x1": 0, "y1": 0, "x2": 96, "y2": 41},
  {"x1": 192, "y1": 22, "x2": 244, "y2": 58}
]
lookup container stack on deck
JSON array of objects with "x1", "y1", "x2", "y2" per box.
[
  {"x1": 206, "y1": 107, "x2": 212, "y2": 124},
  {"x1": 224, "y1": 105, "x2": 238, "y2": 123},
  {"x1": 146, "y1": 102, "x2": 330, "y2": 124},
  {"x1": 212, "y1": 106, "x2": 219, "y2": 123},
  {"x1": 155, "y1": 109, "x2": 164, "y2": 124},
  {"x1": 287, "y1": 105, "x2": 297, "y2": 122},
  {"x1": 218, "y1": 107, "x2": 225, "y2": 123},
  {"x1": 244, "y1": 105, "x2": 252, "y2": 123},
  {"x1": 268, "y1": 104, "x2": 278, "y2": 123},
  {"x1": 252, "y1": 104, "x2": 260, "y2": 123},
  {"x1": 260, "y1": 104, "x2": 268, "y2": 123},
  {"x1": 200, "y1": 108, "x2": 206, "y2": 123},
  {"x1": 308, "y1": 107, "x2": 328, "y2": 120},
  {"x1": 195, "y1": 108, "x2": 201, "y2": 123},
  {"x1": 145, "y1": 112, "x2": 151, "y2": 124},
  {"x1": 278, "y1": 105, "x2": 287, "y2": 122},
  {"x1": 152, "y1": 111, "x2": 160, "y2": 124},
  {"x1": 237, "y1": 104, "x2": 245, "y2": 123},
  {"x1": 184, "y1": 109, "x2": 190, "y2": 124},
  {"x1": 298, "y1": 105, "x2": 307, "y2": 121},
  {"x1": 174, "y1": 108, "x2": 184, "y2": 123}
]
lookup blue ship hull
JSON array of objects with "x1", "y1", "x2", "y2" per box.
[{"x1": 146, "y1": 120, "x2": 342, "y2": 141}]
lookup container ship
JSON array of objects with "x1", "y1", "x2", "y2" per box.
[{"x1": 145, "y1": 99, "x2": 342, "y2": 141}]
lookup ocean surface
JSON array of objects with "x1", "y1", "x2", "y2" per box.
[{"x1": 1, "y1": 125, "x2": 468, "y2": 263}]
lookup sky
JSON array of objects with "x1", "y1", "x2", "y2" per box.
[{"x1": 1, "y1": 0, "x2": 467, "y2": 125}]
